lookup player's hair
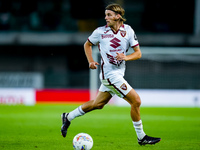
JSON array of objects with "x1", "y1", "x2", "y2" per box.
[{"x1": 106, "y1": 3, "x2": 126, "y2": 22}]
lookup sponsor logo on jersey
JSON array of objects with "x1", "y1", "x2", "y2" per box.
[
  {"x1": 104, "y1": 30, "x2": 109, "y2": 34},
  {"x1": 101, "y1": 34, "x2": 114, "y2": 39},
  {"x1": 110, "y1": 49, "x2": 121, "y2": 52},
  {"x1": 120, "y1": 31, "x2": 126, "y2": 37},
  {"x1": 110, "y1": 38, "x2": 121, "y2": 49},
  {"x1": 120, "y1": 83, "x2": 127, "y2": 90},
  {"x1": 106, "y1": 53, "x2": 123, "y2": 66}
]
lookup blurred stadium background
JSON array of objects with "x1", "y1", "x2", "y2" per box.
[{"x1": 0, "y1": 0, "x2": 199, "y2": 106}]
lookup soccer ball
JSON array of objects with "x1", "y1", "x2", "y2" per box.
[{"x1": 73, "y1": 133, "x2": 93, "y2": 150}]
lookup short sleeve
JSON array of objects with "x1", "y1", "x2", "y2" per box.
[
  {"x1": 128, "y1": 27, "x2": 139, "y2": 48},
  {"x1": 88, "y1": 28, "x2": 100, "y2": 45}
]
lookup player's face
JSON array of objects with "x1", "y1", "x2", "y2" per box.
[{"x1": 105, "y1": 10, "x2": 119, "y2": 27}]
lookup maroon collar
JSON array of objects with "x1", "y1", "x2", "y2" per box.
[{"x1": 105, "y1": 24, "x2": 125, "y2": 34}]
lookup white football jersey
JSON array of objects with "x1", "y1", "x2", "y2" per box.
[{"x1": 88, "y1": 24, "x2": 139, "y2": 80}]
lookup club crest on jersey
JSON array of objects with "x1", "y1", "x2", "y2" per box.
[
  {"x1": 120, "y1": 83, "x2": 127, "y2": 90},
  {"x1": 120, "y1": 31, "x2": 126, "y2": 37}
]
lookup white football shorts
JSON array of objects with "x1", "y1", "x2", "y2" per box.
[{"x1": 99, "y1": 77, "x2": 132, "y2": 98}]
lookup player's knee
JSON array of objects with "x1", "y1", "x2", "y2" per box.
[
  {"x1": 96, "y1": 103, "x2": 105, "y2": 109},
  {"x1": 93, "y1": 102, "x2": 105, "y2": 110},
  {"x1": 129, "y1": 95, "x2": 141, "y2": 107},
  {"x1": 127, "y1": 94, "x2": 141, "y2": 107},
  {"x1": 134, "y1": 95, "x2": 141, "y2": 107}
]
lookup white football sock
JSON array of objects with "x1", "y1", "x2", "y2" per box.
[
  {"x1": 67, "y1": 106, "x2": 85, "y2": 122},
  {"x1": 133, "y1": 120, "x2": 146, "y2": 140}
]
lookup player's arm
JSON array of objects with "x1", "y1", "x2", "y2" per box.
[
  {"x1": 84, "y1": 40, "x2": 99, "y2": 69},
  {"x1": 116, "y1": 45, "x2": 142, "y2": 61},
  {"x1": 126, "y1": 45, "x2": 142, "y2": 61}
]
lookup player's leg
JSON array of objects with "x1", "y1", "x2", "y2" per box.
[
  {"x1": 124, "y1": 89, "x2": 161, "y2": 145},
  {"x1": 123, "y1": 89, "x2": 145, "y2": 139},
  {"x1": 123, "y1": 89, "x2": 141, "y2": 121},
  {"x1": 61, "y1": 91, "x2": 112, "y2": 137},
  {"x1": 81, "y1": 91, "x2": 112, "y2": 113},
  {"x1": 67, "y1": 91, "x2": 112, "y2": 121}
]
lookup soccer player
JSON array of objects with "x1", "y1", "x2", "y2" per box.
[{"x1": 61, "y1": 3, "x2": 161, "y2": 145}]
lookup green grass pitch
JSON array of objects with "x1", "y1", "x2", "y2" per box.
[{"x1": 0, "y1": 104, "x2": 199, "y2": 150}]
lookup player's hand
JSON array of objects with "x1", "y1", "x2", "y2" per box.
[
  {"x1": 115, "y1": 52, "x2": 127, "y2": 61},
  {"x1": 89, "y1": 62, "x2": 99, "y2": 69}
]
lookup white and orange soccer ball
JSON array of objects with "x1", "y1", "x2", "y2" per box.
[{"x1": 73, "y1": 133, "x2": 93, "y2": 150}]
